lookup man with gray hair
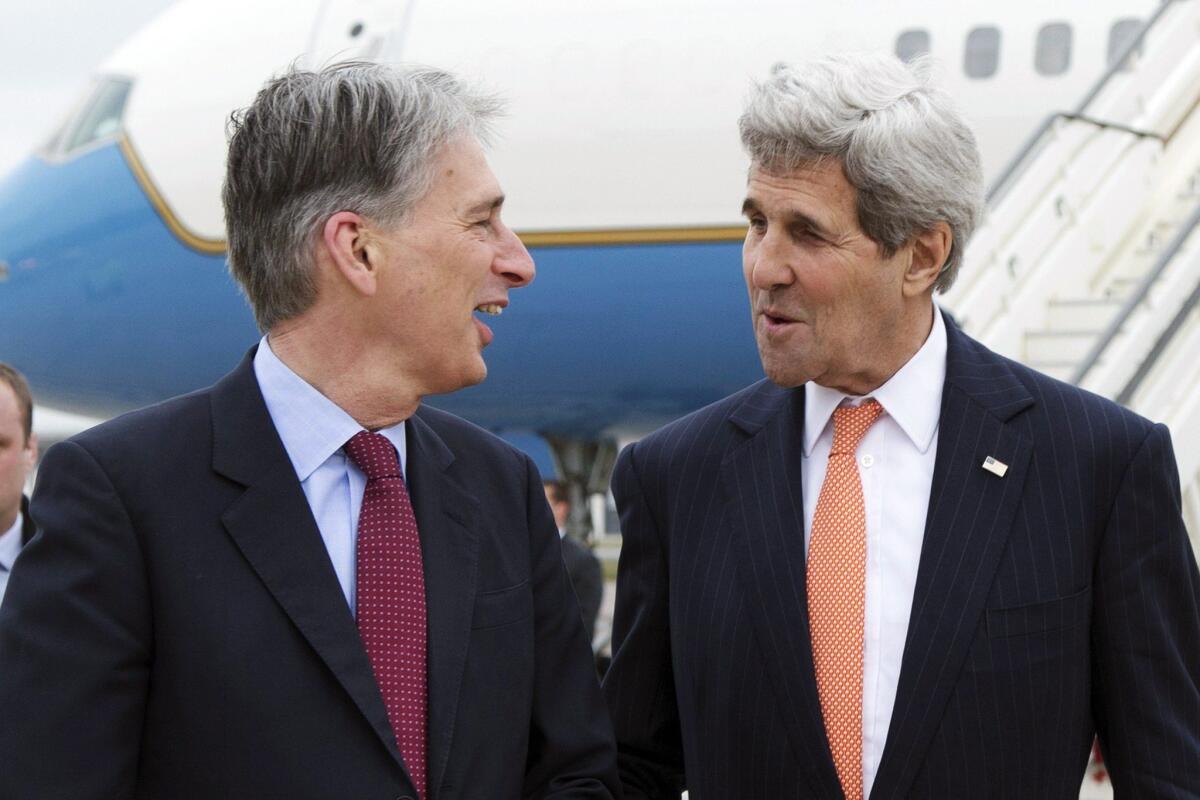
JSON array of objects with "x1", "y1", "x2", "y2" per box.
[
  {"x1": 603, "y1": 52, "x2": 1200, "y2": 798},
  {"x1": 0, "y1": 63, "x2": 619, "y2": 799}
]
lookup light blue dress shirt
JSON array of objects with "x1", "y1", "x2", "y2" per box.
[{"x1": 253, "y1": 336, "x2": 407, "y2": 616}]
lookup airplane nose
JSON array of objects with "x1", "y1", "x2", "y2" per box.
[{"x1": 0, "y1": 141, "x2": 258, "y2": 414}]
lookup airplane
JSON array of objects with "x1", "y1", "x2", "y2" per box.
[{"x1": 0, "y1": 0, "x2": 1161, "y2": 519}]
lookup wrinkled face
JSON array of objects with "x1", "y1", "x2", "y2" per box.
[
  {"x1": 371, "y1": 136, "x2": 535, "y2": 396},
  {"x1": 741, "y1": 159, "x2": 909, "y2": 392},
  {"x1": 0, "y1": 384, "x2": 34, "y2": 529}
]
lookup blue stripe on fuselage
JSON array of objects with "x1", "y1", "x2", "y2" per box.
[{"x1": 0, "y1": 142, "x2": 763, "y2": 437}]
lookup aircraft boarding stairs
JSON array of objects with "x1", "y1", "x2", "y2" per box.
[{"x1": 942, "y1": 0, "x2": 1200, "y2": 555}]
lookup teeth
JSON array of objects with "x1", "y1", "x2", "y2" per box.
[{"x1": 475, "y1": 304, "x2": 502, "y2": 316}]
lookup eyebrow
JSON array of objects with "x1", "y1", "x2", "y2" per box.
[
  {"x1": 741, "y1": 197, "x2": 832, "y2": 237},
  {"x1": 465, "y1": 193, "x2": 505, "y2": 217}
]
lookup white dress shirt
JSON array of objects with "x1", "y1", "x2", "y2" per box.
[
  {"x1": 253, "y1": 336, "x2": 407, "y2": 616},
  {"x1": 0, "y1": 511, "x2": 23, "y2": 609},
  {"x1": 802, "y1": 306, "x2": 947, "y2": 798}
]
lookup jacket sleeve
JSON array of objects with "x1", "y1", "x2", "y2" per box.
[
  {"x1": 602, "y1": 443, "x2": 686, "y2": 799},
  {"x1": 1092, "y1": 422, "x2": 1200, "y2": 797},
  {"x1": 0, "y1": 439, "x2": 152, "y2": 798},
  {"x1": 520, "y1": 453, "x2": 622, "y2": 799}
]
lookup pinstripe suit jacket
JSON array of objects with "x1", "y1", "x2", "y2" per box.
[{"x1": 603, "y1": 314, "x2": 1200, "y2": 799}]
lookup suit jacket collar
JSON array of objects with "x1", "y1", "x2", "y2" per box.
[
  {"x1": 721, "y1": 311, "x2": 1034, "y2": 799},
  {"x1": 211, "y1": 349, "x2": 481, "y2": 799}
]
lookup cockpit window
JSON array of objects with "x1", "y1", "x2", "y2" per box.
[{"x1": 43, "y1": 77, "x2": 133, "y2": 159}]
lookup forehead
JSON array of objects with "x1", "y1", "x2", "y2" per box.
[
  {"x1": 421, "y1": 135, "x2": 502, "y2": 211},
  {"x1": 0, "y1": 383, "x2": 23, "y2": 432},
  {"x1": 745, "y1": 159, "x2": 858, "y2": 224}
]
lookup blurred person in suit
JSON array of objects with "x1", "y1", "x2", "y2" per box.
[
  {"x1": 0, "y1": 363, "x2": 37, "y2": 608},
  {"x1": 544, "y1": 478, "x2": 603, "y2": 645},
  {"x1": 603, "y1": 52, "x2": 1200, "y2": 799},
  {"x1": 0, "y1": 63, "x2": 618, "y2": 800}
]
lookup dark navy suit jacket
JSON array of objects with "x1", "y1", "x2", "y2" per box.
[
  {"x1": 0, "y1": 352, "x2": 619, "y2": 799},
  {"x1": 603, "y1": 314, "x2": 1200, "y2": 799},
  {"x1": 19, "y1": 494, "x2": 34, "y2": 546},
  {"x1": 562, "y1": 533, "x2": 604, "y2": 644}
]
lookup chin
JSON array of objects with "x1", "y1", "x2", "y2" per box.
[
  {"x1": 758, "y1": 348, "x2": 807, "y2": 389},
  {"x1": 423, "y1": 358, "x2": 487, "y2": 397},
  {"x1": 457, "y1": 357, "x2": 488, "y2": 389}
]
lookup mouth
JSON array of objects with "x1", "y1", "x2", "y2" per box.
[
  {"x1": 472, "y1": 301, "x2": 506, "y2": 347},
  {"x1": 758, "y1": 307, "x2": 804, "y2": 335}
]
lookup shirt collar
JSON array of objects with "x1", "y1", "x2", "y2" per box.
[
  {"x1": 803, "y1": 304, "x2": 947, "y2": 456},
  {"x1": 253, "y1": 336, "x2": 407, "y2": 481},
  {"x1": 0, "y1": 511, "x2": 22, "y2": 571}
]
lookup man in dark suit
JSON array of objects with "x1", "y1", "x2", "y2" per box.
[
  {"x1": 544, "y1": 479, "x2": 604, "y2": 645},
  {"x1": 0, "y1": 63, "x2": 618, "y2": 799},
  {"x1": 0, "y1": 363, "x2": 37, "y2": 608},
  {"x1": 603, "y1": 52, "x2": 1200, "y2": 799}
]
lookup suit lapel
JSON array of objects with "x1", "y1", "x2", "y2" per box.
[
  {"x1": 405, "y1": 410, "x2": 481, "y2": 798},
  {"x1": 211, "y1": 352, "x2": 409, "y2": 778},
  {"x1": 872, "y1": 318, "x2": 1034, "y2": 798},
  {"x1": 20, "y1": 495, "x2": 35, "y2": 546},
  {"x1": 721, "y1": 382, "x2": 844, "y2": 798}
]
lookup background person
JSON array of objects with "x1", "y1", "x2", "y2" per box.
[
  {"x1": 0, "y1": 363, "x2": 37, "y2": 608},
  {"x1": 544, "y1": 478, "x2": 603, "y2": 646}
]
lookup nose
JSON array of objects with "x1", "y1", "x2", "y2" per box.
[
  {"x1": 495, "y1": 221, "x2": 535, "y2": 288},
  {"x1": 746, "y1": 228, "x2": 795, "y2": 292}
]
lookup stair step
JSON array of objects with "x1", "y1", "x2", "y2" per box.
[
  {"x1": 1024, "y1": 330, "x2": 1098, "y2": 363},
  {"x1": 1045, "y1": 298, "x2": 1123, "y2": 330},
  {"x1": 1103, "y1": 275, "x2": 1142, "y2": 301}
]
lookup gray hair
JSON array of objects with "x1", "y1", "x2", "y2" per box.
[
  {"x1": 223, "y1": 61, "x2": 504, "y2": 330},
  {"x1": 739, "y1": 52, "x2": 983, "y2": 292}
]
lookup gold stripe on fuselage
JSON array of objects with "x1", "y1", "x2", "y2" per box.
[{"x1": 120, "y1": 134, "x2": 747, "y2": 254}]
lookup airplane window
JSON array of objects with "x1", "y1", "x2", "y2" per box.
[
  {"x1": 964, "y1": 27, "x2": 1001, "y2": 79},
  {"x1": 1035, "y1": 23, "x2": 1072, "y2": 76},
  {"x1": 58, "y1": 77, "x2": 133, "y2": 156},
  {"x1": 895, "y1": 30, "x2": 931, "y2": 62},
  {"x1": 1108, "y1": 19, "x2": 1144, "y2": 72}
]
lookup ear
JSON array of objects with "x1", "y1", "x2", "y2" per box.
[
  {"x1": 321, "y1": 211, "x2": 380, "y2": 297},
  {"x1": 903, "y1": 221, "x2": 952, "y2": 298},
  {"x1": 25, "y1": 431, "x2": 38, "y2": 468}
]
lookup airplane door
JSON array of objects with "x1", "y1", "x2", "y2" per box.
[{"x1": 308, "y1": 0, "x2": 408, "y2": 63}]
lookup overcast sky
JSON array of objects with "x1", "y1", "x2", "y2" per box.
[{"x1": 0, "y1": 0, "x2": 178, "y2": 175}]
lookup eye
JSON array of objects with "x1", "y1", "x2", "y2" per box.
[
  {"x1": 792, "y1": 225, "x2": 824, "y2": 244},
  {"x1": 746, "y1": 215, "x2": 766, "y2": 233}
]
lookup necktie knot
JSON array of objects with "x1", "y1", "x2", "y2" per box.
[
  {"x1": 344, "y1": 430, "x2": 402, "y2": 481},
  {"x1": 830, "y1": 399, "x2": 883, "y2": 456}
]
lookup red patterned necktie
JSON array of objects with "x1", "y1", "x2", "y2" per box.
[
  {"x1": 807, "y1": 399, "x2": 884, "y2": 800},
  {"x1": 344, "y1": 430, "x2": 428, "y2": 799}
]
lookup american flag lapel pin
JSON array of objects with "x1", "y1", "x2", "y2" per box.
[{"x1": 982, "y1": 456, "x2": 1008, "y2": 477}]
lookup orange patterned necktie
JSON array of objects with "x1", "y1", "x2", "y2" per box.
[{"x1": 807, "y1": 399, "x2": 883, "y2": 800}]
